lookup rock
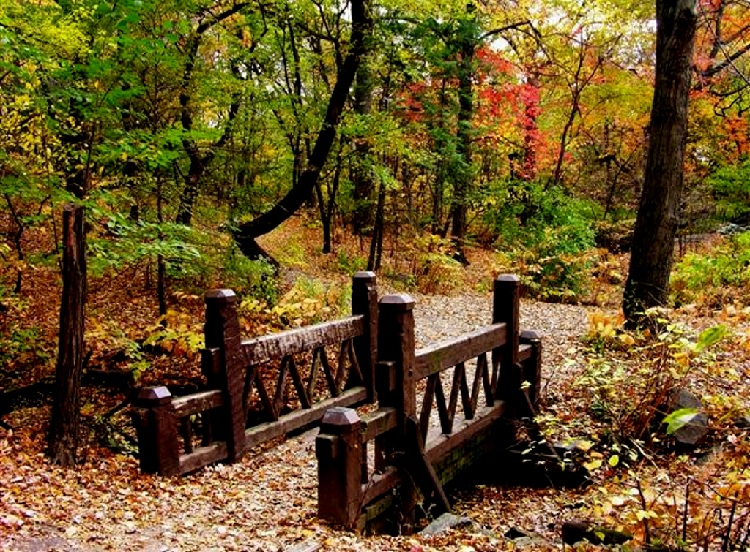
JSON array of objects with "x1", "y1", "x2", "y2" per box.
[
  {"x1": 504, "y1": 526, "x2": 529, "y2": 540},
  {"x1": 420, "y1": 513, "x2": 476, "y2": 536},
  {"x1": 512, "y1": 535, "x2": 556, "y2": 549},
  {"x1": 562, "y1": 520, "x2": 632, "y2": 546},
  {"x1": 668, "y1": 388, "x2": 709, "y2": 446}
]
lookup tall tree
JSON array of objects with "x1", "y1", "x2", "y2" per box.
[
  {"x1": 48, "y1": 205, "x2": 86, "y2": 466},
  {"x1": 233, "y1": 0, "x2": 373, "y2": 259},
  {"x1": 623, "y1": 0, "x2": 698, "y2": 323}
]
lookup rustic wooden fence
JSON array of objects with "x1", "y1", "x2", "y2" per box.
[
  {"x1": 132, "y1": 271, "x2": 378, "y2": 476},
  {"x1": 316, "y1": 275, "x2": 542, "y2": 532}
]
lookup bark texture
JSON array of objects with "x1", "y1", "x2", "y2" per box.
[
  {"x1": 48, "y1": 205, "x2": 87, "y2": 466},
  {"x1": 623, "y1": 0, "x2": 697, "y2": 323}
]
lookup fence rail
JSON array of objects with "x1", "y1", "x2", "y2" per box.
[{"x1": 133, "y1": 272, "x2": 378, "y2": 476}]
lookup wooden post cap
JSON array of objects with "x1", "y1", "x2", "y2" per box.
[
  {"x1": 135, "y1": 386, "x2": 172, "y2": 406},
  {"x1": 320, "y1": 407, "x2": 360, "y2": 432},
  {"x1": 520, "y1": 329, "x2": 542, "y2": 341},
  {"x1": 496, "y1": 274, "x2": 520, "y2": 284},
  {"x1": 379, "y1": 294, "x2": 415, "y2": 311},
  {"x1": 353, "y1": 271, "x2": 376, "y2": 281},
  {"x1": 205, "y1": 289, "x2": 237, "y2": 302}
]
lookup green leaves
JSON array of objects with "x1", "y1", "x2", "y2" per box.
[
  {"x1": 696, "y1": 324, "x2": 728, "y2": 352},
  {"x1": 663, "y1": 408, "x2": 700, "y2": 435}
]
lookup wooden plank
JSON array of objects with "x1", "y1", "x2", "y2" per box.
[
  {"x1": 307, "y1": 347, "x2": 322, "y2": 403},
  {"x1": 241, "y1": 316, "x2": 364, "y2": 365},
  {"x1": 288, "y1": 355, "x2": 311, "y2": 409},
  {"x1": 362, "y1": 407, "x2": 398, "y2": 442},
  {"x1": 434, "y1": 374, "x2": 451, "y2": 434},
  {"x1": 425, "y1": 401, "x2": 507, "y2": 466},
  {"x1": 518, "y1": 343, "x2": 531, "y2": 362},
  {"x1": 273, "y1": 355, "x2": 291, "y2": 415},
  {"x1": 414, "y1": 324, "x2": 507, "y2": 379},
  {"x1": 419, "y1": 376, "x2": 437, "y2": 443},
  {"x1": 446, "y1": 365, "x2": 461, "y2": 434},
  {"x1": 172, "y1": 390, "x2": 224, "y2": 418},
  {"x1": 470, "y1": 354, "x2": 484, "y2": 415},
  {"x1": 244, "y1": 387, "x2": 368, "y2": 450},
  {"x1": 180, "y1": 417, "x2": 194, "y2": 454},
  {"x1": 362, "y1": 467, "x2": 401, "y2": 504},
  {"x1": 178, "y1": 442, "x2": 228, "y2": 474},
  {"x1": 403, "y1": 416, "x2": 451, "y2": 513}
]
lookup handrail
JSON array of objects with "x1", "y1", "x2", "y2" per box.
[{"x1": 413, "y1": 323, "x2": 507, "y2": 379}]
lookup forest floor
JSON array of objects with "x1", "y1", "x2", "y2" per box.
[{"x1": 2, "y1": 217, "x2": 750, "y2": 551}]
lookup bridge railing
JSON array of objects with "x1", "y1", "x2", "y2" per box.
[
  {"x1": 316, "y1": 275, "x2": 542, "y2": 531},
  {"x1": 133, "y1": 271, "x2": 378, "y2": 476}
]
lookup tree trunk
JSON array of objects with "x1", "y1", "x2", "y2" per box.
[
  {"x1": 233, "y1": 0, "x2": 373, "y2": 258},
  {"x1": 352, "y1": 55, "x2": 375, "y2": 235},
  {"x1": 623, "y1": 0, "x2": 697, "y2": 324},
  {"x1": 48, "y1": 205, "x2": 87, "y2": 466},
  {"x1": 450, "y1": 14, "x2": 477, "y2": 265},
  {"x1": 367, "y1": 179, "x2": 386, "y2": 271}
]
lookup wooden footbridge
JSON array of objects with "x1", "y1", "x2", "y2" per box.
[{"x1": 133, "y1": 272, "x2": 541, "y2": 531}]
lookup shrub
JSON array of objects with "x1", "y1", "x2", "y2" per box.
[
  {"x1": 222, "y1": 247, "x2": 278, "y2": 305},
  {"x1": 481, "y1": 182, "x2": 599, "y2": 302},
  {"x1": 671, "y1": 231, "x2": 750, "y2": 307},
  {"x1": 708, "y1": 159, "x2": 750, "y2": 223}
]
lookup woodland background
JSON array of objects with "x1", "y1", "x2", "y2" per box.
[{"x1": 2, "y1": 0, "x2": 750, "y2": 550}]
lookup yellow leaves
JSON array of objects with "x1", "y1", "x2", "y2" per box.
[
  {"x1": 635, "y1": 509, "x2": 658, "y2": 521},
  {"x1": 672, "y1": 350, "x2": 691, "y2": 368}
]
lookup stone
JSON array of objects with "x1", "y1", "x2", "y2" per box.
[
  {"x1": 420, "y1": 513, "x2": 476, "y2": 537},
  {"x1": 668, "y1": 388, "x2": 709, "y2": 446}
]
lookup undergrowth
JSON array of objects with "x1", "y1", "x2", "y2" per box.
[{"x1": 539, "y1": 307, "x2": 750, "y2": 551}]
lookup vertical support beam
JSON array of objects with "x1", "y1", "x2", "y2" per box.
[
  {"x1": 377, "y1": 294, "x2": 416, "y2": 430},
  {"x1": 316, "y1": 407, "x2": 363, "y2": 528},
  {"x1": 520, "y1": 329, "x2": 542, "y2": 413},
  {"x1": 351, "y1": 271, "x2": 378, "y2": 402},
  {"x1": 376, "y1": 293, "x2": 417, "y2": 526},
  {"x1": 493, "y1": 274, "x2": 520, "y2": 409},
  {"x1": 133, "y1": 386, "x2": 180, "y2": 476},
  {"x1": 204, "y1": 290, "x2": 245, "y2": 462}
]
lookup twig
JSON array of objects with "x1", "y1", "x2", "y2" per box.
[
  {"x1": 683, "y1": 479, "x2": 691, "y2": 544},
  {"x1": 722, "y1": 490, "x2": 738, "y2": 551},
  {"x1": 636, "y1": 479, "x2": 652, "y2": 546}
]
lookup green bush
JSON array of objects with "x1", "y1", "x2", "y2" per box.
[
  {"x1": 222, "y1": 247, "x2": 278, "y2": 305},
  {"x1": 481, "y1": 182, "x2": 599, "y2": 302},
  {"x1": 708, "y1": 160, "x2": 750, "y2": 223},
  {"x1": 671, "y1": 231, "x2": 750, "y2": 306}
]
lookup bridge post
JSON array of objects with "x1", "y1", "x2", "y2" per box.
[
  {"x1": 132, "y1": 386, "x2": 180, "y2": 476},
  {"x1": 376, "y1": 293, "x2": 418, "y2": 525},
  {"x1": 204, "y1": 289, "x2": 246, "y2": 462},
  {"x1": 351, "y1": 271, "x2": 378, "y2": 402},
  {"x1": 316, "y1": 407, "x2": 363, "y2": 529},
  {"x1": 520, "y1": 330, "x2": 542, "y2": 412},
  {"x1": 493, "y1": 275, "x2": 521, "y2": 413},
  {"x1": 377, "y1": 294, "x2": 416, "y2": 431}
]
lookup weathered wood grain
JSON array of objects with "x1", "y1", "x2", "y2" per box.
[
  {"x1": 362, "y1": 407, "x2": 397, "y2": 442},
  {"x1": 413, "y1": 324, "x2": 508, "y2": 379},
  {"x1": 172, "y1": 390, "x2": 224, "y2": 418},
  {"x1": 244, "y1": 386, "x2": 368, "y2": 449},
  {"x1": 178, "y1": 442, "x2": 228, "y2": 474},
  {"x1": 240, "y1": 316, "x2": 364, "y2": 365}
]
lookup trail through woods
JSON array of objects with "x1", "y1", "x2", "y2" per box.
[{"x1": 1, "y1": 293, "x2": 596, "y2": 552}]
